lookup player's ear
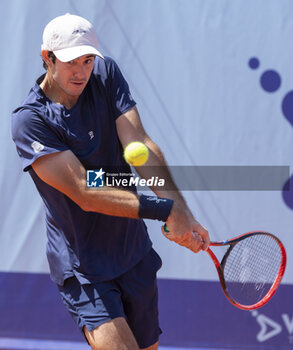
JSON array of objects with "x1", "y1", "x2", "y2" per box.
[
  {"x1": 41, "y1": 50, "x2": 54, "y2": 68},
  {"x1": 42, "y1": 50, "x2": 49, "y2": 63}
]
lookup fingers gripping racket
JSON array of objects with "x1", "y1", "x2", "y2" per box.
[{"x1": 163, "y1": 225, "x2": 286, "y2": 310}]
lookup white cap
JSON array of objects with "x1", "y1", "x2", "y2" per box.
[{"x1": 41, "y1": 13, "x2": 104, "y2": 62}]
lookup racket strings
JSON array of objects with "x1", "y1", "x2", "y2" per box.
[{"x1": 223, "y1": 234, "x2": 281, "y2": 305}]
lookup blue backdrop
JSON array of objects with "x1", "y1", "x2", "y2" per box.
[{"x1": 1, "y1": 1, "x2": 292, "y2": 349}]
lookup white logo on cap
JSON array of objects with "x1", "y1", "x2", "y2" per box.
[
  {"x1": 31, "y1": 141, "x2": 44, "y2": 153},
  {"x1": 72, "y1": 29, "x2": 87, "y2": 35}
]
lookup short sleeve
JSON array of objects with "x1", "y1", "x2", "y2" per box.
[
  {"x1": 98, "y1": 57, "x2": 136, "y2": 120},
  {"x1": 11, "y1": 108, "x2": 69, "y2": 171}
]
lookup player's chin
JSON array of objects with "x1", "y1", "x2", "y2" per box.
[{"x1": 68, "y1": 83, "x2": 87, "y2": 94}]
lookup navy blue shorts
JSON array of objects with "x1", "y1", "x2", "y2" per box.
[{"x1": 57, "y1": 248, "x2": 162, "y2": 348}]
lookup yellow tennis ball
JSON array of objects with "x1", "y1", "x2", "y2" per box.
[{"x1": 124, "y1": 142, "x2": 149, "y2": 166}]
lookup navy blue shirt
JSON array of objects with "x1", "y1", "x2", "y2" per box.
[{"x1": 12, "y1": 57, "x2": 152, "y2": 285}]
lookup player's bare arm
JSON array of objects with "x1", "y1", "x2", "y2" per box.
[
  {"x1": 116, "y1": 106, "x2": 210, "y2": 252},
  {"x1": 32, "y1": 150, "x2": 140, "y2": 218},
  {"x1": 116, "y1": 106, "x2": 185, "y2": 200}
]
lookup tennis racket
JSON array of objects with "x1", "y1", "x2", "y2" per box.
[{"x1": 163, "y1": 225, "x2": 287, "y2": 310}]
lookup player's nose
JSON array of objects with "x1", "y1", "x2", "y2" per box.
[{"x1": 72, "y1": 64, "x2": 87, "y2": 80}]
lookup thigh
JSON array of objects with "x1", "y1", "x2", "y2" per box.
[
  {"x1": 84, "y1": 317, "x2": 139, "y2": 350},
  {"x1": 57, "y1": 276, "x2": 125, "y2": 336},
  {"x1": 117, "y1": 248, "x2": 163, "y2": 349}
]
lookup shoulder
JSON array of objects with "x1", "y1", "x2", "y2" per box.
[
  {"x1": 11, "y1": 107, "x2": 43, "y2": 142},
  {"x1": 12, "y1": 79, "x2": 47, "y2": 122},
  {"x1": 11, "y1": 84, "x2": 49, "y2": 141},
  {"x1": 93, "y1": 55, "x2": 118, "y2": 70},
  {"x1": 12, "y1": 100, "x2": 46, "y2": 130},
  {"x1": 12, "y1": 104, "x2": 40, "y2": 125},
  {"x1": 92, "y1": 56, "x2": 122, "y2": 79}
]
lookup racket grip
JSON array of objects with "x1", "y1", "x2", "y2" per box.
[{"x1": 163, "y1": 224, "x2": 169, "y2": 232}]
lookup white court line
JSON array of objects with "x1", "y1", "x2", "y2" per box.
[
  {"x1": 0, "y1": 338, "x2": 90, "y2": 350},
  {"x1": 160, "y1": 348, "x2": 228, "y2": 350},
  {"x1": 0, "y1": 337, "x2": 226, "y2": 350}
]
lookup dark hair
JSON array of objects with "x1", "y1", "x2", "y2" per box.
[{"x1": 42, "y1": 51, "x2": 56, "y2": 70}]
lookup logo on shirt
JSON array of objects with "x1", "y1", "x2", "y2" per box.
[
  {"x1": 86, "y1": 169, "x2": 105, "y2": 188},
  {"x1": 88, "y1": 131, "x2": 94, "y2": 140},
  {"x1": 31, "y1": 141, "x2": 44, "y2": 153}
]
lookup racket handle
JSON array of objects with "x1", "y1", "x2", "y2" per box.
[{"x1": 163, "y1": 224, "x2": 169, "y2": 232}]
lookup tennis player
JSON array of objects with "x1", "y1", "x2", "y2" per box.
[{"x1": 11, "y1": 14, "x2": 210, "y2": 350}]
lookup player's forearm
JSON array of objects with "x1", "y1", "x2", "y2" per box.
[
  {"x1": 80, "y1": 186, "x2": 173, "y2": 224},
  {"x1": 80, "y1": 186, "x2": 140, "y2": 217},
  {"x1": 136, "y1": 139, "x2": 187, "y2": 205}
]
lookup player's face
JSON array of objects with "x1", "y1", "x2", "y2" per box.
[{"x1": 49, "y1": 55, "x2": 95, "y2": 98}]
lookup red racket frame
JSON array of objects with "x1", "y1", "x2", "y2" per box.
[{"x1": 207, "y1": 231, "x2": 287, "y2": 310}]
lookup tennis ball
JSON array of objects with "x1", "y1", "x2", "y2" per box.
[{"x1": 124, "y1": 141, "x2": 149, "y2": 166}]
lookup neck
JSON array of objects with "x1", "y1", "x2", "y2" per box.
[{"x1": 40, "y1": 73, "x2": 78, "y2": 110}]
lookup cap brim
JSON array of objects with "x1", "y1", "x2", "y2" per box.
[{"x1": 53, "y1": 45, "x2": 104, "y2": 62}]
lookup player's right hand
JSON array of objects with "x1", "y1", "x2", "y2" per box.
[{"x1": 162, "y1": 202, "x2": 210, "y2": 253}]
